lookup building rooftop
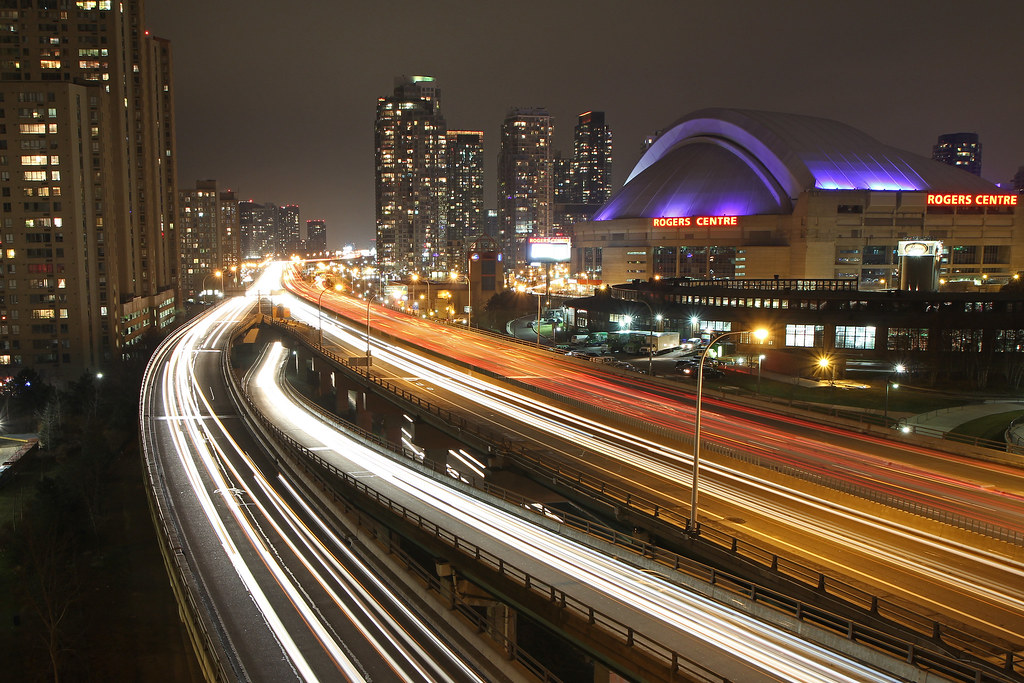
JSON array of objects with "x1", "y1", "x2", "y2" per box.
[{"x1": 595, "y1": 108, "x2": 998, "y2": 221}]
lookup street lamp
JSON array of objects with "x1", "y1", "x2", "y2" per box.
[
  {"x1": 883, "y1": 363, "x2": 906, "y2": 425},
  {"x1": 201, "y1": 270, "x2": 222, "y2": 304},
  {"x1": 536, "y1": 293, "x2": 542, "y2": 347},
  {"x1": 690, "y1": 327, "x2": 769, "y2": 536},
  {"x1": 757, "y1": 354, "x2": 765, "y2": 395},
  {"x1": 365, "y1": 294, "x2": 374, "y2": 366},
  {"x1": 317, "y1": 283, "x2": 341, "y2": 347},
  {"x1": 633, "y1": 298, "x2": 660, "y2": 376}
]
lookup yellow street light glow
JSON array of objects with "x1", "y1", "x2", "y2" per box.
[{"x1": 817, "y1": 357, "x2": 830, "y2": 368}]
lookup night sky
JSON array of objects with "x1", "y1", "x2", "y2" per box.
[{"x1": 145, "y1": 0, "x2": 1024, "y2": 249}]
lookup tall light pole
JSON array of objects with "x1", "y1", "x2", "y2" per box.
[
  {"x1": 757, "y1": 354, "x2": 765, "y2": 395},
  {"x1": 536, "y1": 293, "x2": 542, "y2": 347},
  {"x1": 883, "y1": 363, "x2": 906, "y2": 425},
  {"x1": 317, "y1": 283, "x2": 341, "y2": 347},
  {"x1": 365, "y1": 294, "x2": 373, "y2": 366},
  {"x1": 634, "y1": 297, "x2": 660, "y2": 376},
  {"x1": 690, "y1": 327, "x2": 769, "y2": 536},
  {"x1": 202, "y1": 270, "x2": 222, "y2": 304}
]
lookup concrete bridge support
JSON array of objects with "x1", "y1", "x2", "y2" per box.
[{"x1": 409, "y1": 418, "x2": 465, "y2": 470}]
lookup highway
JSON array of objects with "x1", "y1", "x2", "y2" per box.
[
  {"x1": 248, "y1": 332, "x2": 915, "y2": 682},
  {"x1": 140, "y1": 294, "x2": 506, "y2": 682},
  {"x1": 283, "y1": 266, "x2": 1024, "y2": 667}
]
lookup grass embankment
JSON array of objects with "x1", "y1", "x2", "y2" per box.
[{"x1": 949, "y1": 410, "x2": 1024, "y2": 442}]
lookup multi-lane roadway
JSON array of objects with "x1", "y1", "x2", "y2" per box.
[
  {"x1": 140, "y1": 294, "x2": 510, "y2": 682},
  {"x1": 284, "y1": 266, "x2": 1024, "y2": 672}
]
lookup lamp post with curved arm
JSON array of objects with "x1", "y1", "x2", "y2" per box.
[
  {"x1": 317, "y1": 283, "x2": 341, "y2": 347},
  {"x1": 201, "y1": 270, "x2": 222, "y2": 304},
  {"x1": 365, "y1": 294, "x2": 374, "y2": 366},
  {"x1": 883, "y1": 363, "x2": 906, "y2": 425},
  {"x1": 690, "y1": 327, "x2": 769, "y2": 536},
  {"x1": 633, "y1": 297, "x2": 660, "y2": 376}
]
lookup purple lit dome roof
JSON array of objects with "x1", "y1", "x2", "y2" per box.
[{"x1": 594, "y1": 108, "x2": 997, "y2": 221}]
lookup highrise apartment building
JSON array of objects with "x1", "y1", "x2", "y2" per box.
[
  {"x1": 444, "y1": 130, "x2": 484, "y2": 271},
  {"x1": 239, "y1": 200, "x2": 277, "y2": 259},
  {"x1": 179, "y1": 180, "x2": 239, "y2": 301},
  {"x1": 305, "y1": 219, "x2": 327, "y2": 254},
  {"x1": 0, "y1": 0, "x2": 178, "y2": 380},
  {"x1": 555, "y1": 111, "x2": 613, "y2": 235},
  {"x1": 571, "y1": 111, "x2": 612, "y2": 205},
  {"x1": 497, "y1": 107, "x2": 553, "y2": 269},
  {"x1": 374, "y1": 75, "x2": 447, "y2": 277},
  {"x1": 932, "y1": 132, "x2": 982, "y2": 177},
  {"x1": 279, "y1": 204, "x2": 301, "y2": 256}
]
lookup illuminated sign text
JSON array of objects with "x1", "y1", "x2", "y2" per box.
[
  {"x1": 652, "y1": 216, "x2": 738, "y2": 228},
  {"x1": 926, "y1": 194, "x2": 1018, "y2": 207}
]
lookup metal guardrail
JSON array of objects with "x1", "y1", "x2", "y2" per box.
[
  {"x1": 139, "y1": 320, "x2": 238, "y2": 683},
  {"x1": 238, "y1": 385, "x2": 727, "y2": 683},
  {"x1": 306, "y1": 291, "x2": 1024, "y2": 545},
  {"x1": 258, "y1": 318, "x2": 1019, "y2": 682}
]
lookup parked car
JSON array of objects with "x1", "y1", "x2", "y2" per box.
[{"x1": 674, "y1": 359, "x2": 723, "y2": 379}]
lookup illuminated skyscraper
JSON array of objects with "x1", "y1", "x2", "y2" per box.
[
  {"x1": 497, "y1": 107, "x2": 553, "y2": 268},
  {"x1": 239, "y1": 200, "x2": 277, "y2": 259},
  {"x1": 179, "y1": 180, "x2": 240, "y2": 301},
  {"x1": 279, "y1": 204, "x2": 302, "y2": 256},
  {"x1": 932, "y1": 132, "x2": 982, "y2": 176},
  {"x1": 554, "y1": 111, "x2": 613, "y2": 235},
  {"x1": 445, "y1": 130, "x2": 484, "y2": 270},
  {"x1": 374, "y1": 75, "x2": 447, "y2": 277},
  {"x1": 570, "y1": 111, "x2": 613, "y2": 205},
  {"x1": 0, "y1": 0, "x2": 178, "y2": 379},
  {"x1": 305, "y1": 219, "x2": 327, "y2": 254}
]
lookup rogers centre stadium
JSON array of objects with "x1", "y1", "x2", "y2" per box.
[{"x1": 572, "y1": 108, "x2": 1020, "y2": 288}]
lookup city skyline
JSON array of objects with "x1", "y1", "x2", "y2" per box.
[{"x1": 146, "y1": 0, "x2": 1024, "y2": 249}]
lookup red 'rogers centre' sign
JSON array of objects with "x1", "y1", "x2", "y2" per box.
[
  {"x1": 652, "y1": 216, "x2": 738, "y2": 227},
  {"x1": 927, "y1": 194, "x2": 1018, "y2": 206}
]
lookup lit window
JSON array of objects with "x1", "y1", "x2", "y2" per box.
[
  {"x1": 785, "y1": 324, "x2": 820, "y2": 348},
  {"x1": 20, "y1": 155, "x2": 47, "y2": 166},
  {"x1": 39, "y1": 60, "x2": 61, "y2": 69},
  {"x1": 835, "y1": 325, "x2": 876, "y2": 350}
]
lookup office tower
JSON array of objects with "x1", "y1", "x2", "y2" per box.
[
  {"x1": 239, "y1": 200, "x2": 278, "y2": 259},
  {"x1": 571, "y1": 111, "x2": 612, "y2": 205},
  {"x1": 179, "y1": 180, "x2": 239, "y2": 301},
  {"x1": 219, "y1": 189, "x2": 240, "y2": 276},
  {"x1": 552, "y1": 152, "x2": 572, "y2": 204},
  {"x1": 279, "y1": 204, "x2": 301, "y2": 256},
  {"x1": 0, "y1": 0, "x2": 178, "y2": 380},
  {"x1": 445, "y1": 130, "x2": 484, "y2": 271},
  {"x1": 932, "y1": 132, "x2": 982, "y2": 176},
  {"x1": 375, "y1": 75, "x2": 447, "y2": 277},
  {"x1": 305, "y1": 219, "x2": 327, "y2": 254},
  {"x1": 497, "y1": 107, "x2": 553, "y2": 268}
]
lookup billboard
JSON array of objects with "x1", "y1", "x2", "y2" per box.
[
  {"x1": 897, "y1": 240, "x2": 942, "y2": 257},
  {"x1": 528, "y1": 237, "x2": 571, "y2": 263}
]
